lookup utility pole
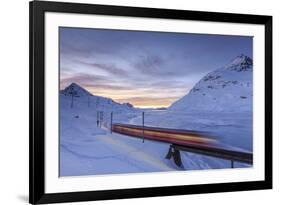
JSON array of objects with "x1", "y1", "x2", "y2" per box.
[
  {"x1": 142, "y1": 112, "x2": 144, "y2": 143},
  {"x1": 71, "y1": 94, "x2": 74, "y2": 108},
  {"x1": 100, "y1": 111, "x2": 103, "y2": 128},
  {"x1": 110, "y1": 112, "x2": 113, "y2": 134},
  {"x1": 69, "y1": 86, "x2": 77, "y2": 108},
  {"x1": 96, "y1": 111, "x2": 99, "y2": 127}
]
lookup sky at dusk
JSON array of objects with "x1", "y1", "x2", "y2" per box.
[{"x1": 60, "y1": 27, "x2": 252, "y2": 108}]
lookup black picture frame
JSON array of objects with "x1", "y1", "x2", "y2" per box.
[{"x1": 29, "y1": 1, "x2": 272, "y2": 204}]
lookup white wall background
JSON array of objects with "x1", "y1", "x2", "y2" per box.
[{"x1": 0, "y1": 0, "x2": 279, "y2": 204}]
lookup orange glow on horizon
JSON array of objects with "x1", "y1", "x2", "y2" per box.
[{"x1": 84, "y1": 86, "x2": 181, "y2": 109}]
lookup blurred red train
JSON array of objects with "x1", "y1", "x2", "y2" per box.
[{"x1": 112, "y1": 123, "x2": 217, "y2": 148}]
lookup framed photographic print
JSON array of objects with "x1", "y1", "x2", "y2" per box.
[{"x1": 29, "y1": 0, "x2": 272, "y2": 204}]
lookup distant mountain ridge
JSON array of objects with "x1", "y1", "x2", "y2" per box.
[
  {"x1": 61, "y1": 82, "x2": 136, "y2": 110},
  {"x1": 169, "y1": 54, "x2": 253, "y2": 112}
]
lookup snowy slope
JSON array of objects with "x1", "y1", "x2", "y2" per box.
[{"x1": 169, "y1": 54, "x2": 253, "y2": 112}]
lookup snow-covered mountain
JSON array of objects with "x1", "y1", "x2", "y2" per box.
[
  {"x1": 60, "y1": 82, "x2": 135, "y2": 111},
  {"x1": 169, "y1": 54, "x2": 253, "y2": 112},
  {"x1": 61, "y1": 82, "x2": 92, "y2": 97}
]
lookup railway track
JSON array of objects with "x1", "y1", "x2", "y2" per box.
[{"x1": 112, "y1": 123, "x2": 253, "y2": 168}]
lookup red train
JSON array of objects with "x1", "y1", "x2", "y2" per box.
[
  {"x1": 112, "y1": 123, "x2": 253, "y2": 166},
  {"x1": 112, "y1": 123, "x2": 217, "y2": 148}
]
